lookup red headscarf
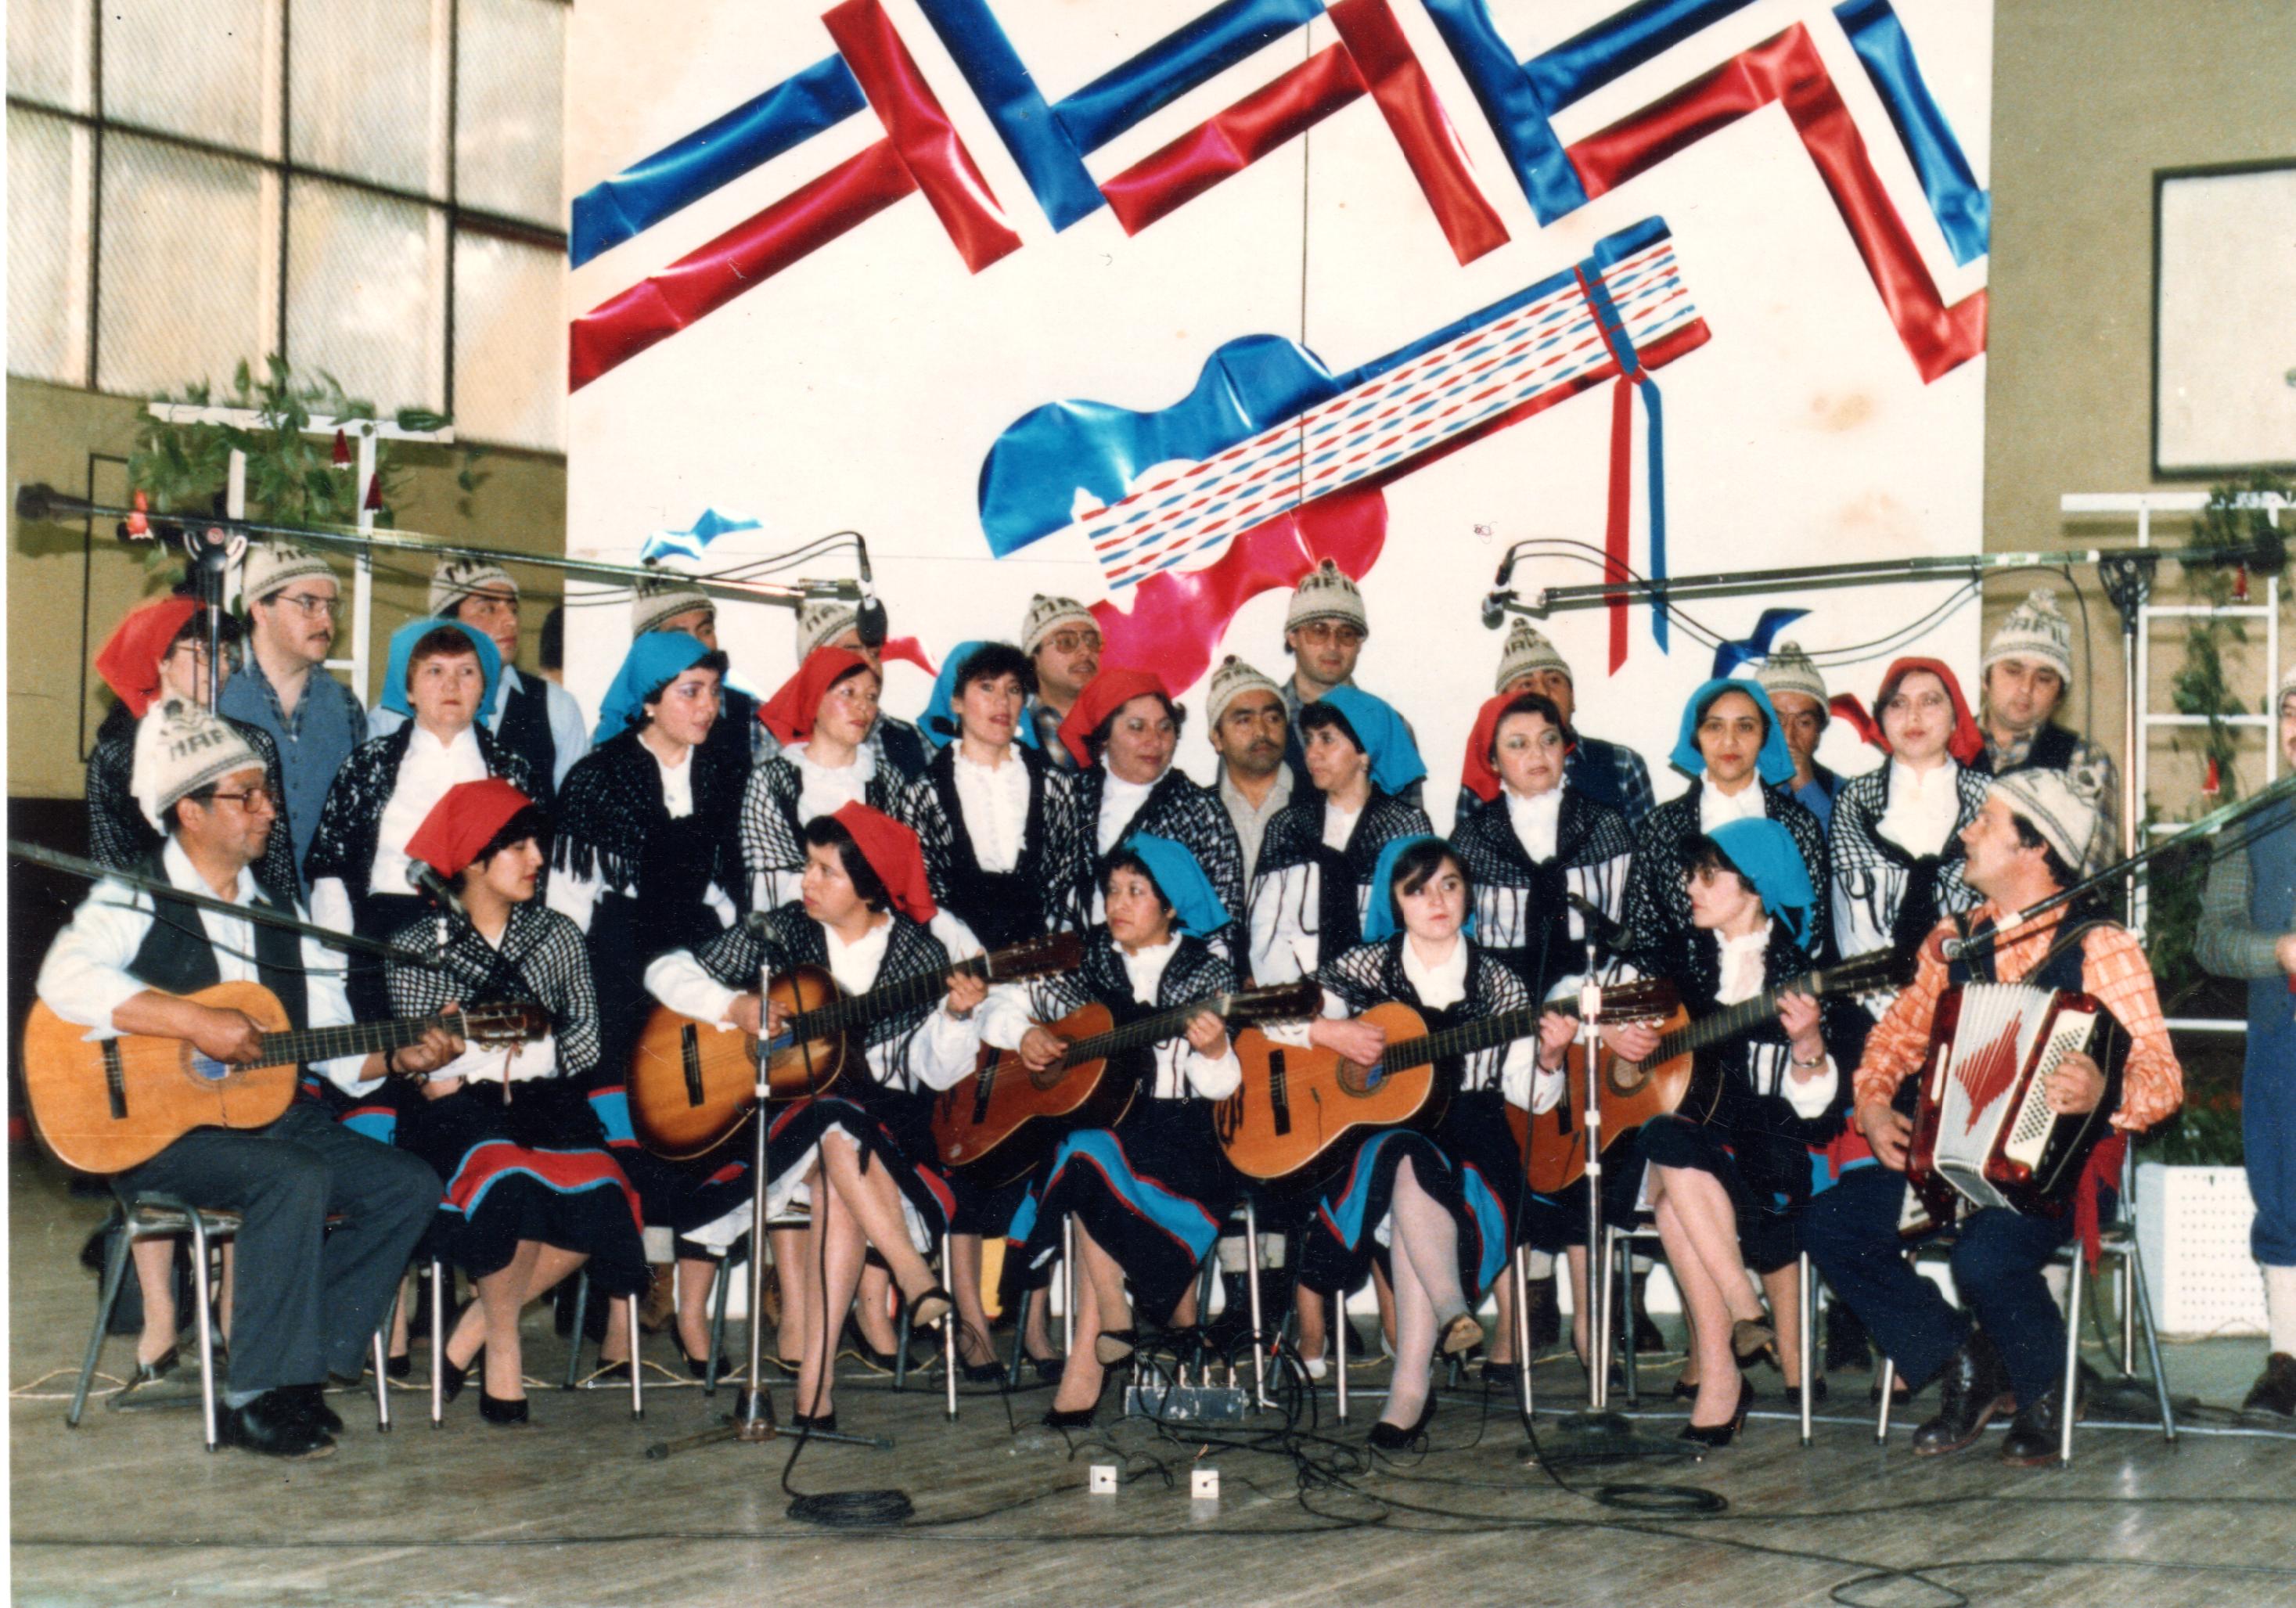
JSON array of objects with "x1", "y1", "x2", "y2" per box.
[
  {"x1": 758, "y1": 647, "x2": 873, "y2": 745},
  {"x1": 405, "y1": 778, "x2": 537, "y2": 880},
  {"x1": 1873, "y1": 657, "x2": 1983, "y2": 764},
  {"x1": 1056, "y1": 668, "x2": 1169, "y2": 769},
  {"x1": 1459, "y1": 692, "x2": 1511, "y2": 804},
  {"x1": 95, "y1": 597, "x2": 203, "y2": 718},
  {"x1": 830, "y1": 801, "x2": 937, "y2": 923}
]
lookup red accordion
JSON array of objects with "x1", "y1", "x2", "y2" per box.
[{"x1": 1899, "y1": 983, "x2": 2129, "y2": 1236}]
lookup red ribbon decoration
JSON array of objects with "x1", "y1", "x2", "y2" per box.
[
  {"x1": 1573, "y1": 264, "x2": 1644, "y2": 675},
  {"x1": 1326, "y1": 0, "x2": 1508, "y2": 266},
  {"x1": 1564, "y1": 23, "x2": 1985, "y2": 384}
]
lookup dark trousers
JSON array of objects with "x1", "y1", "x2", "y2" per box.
[
  {"x1": 1801, "y1": 1164, "x2": 2073, "y2": 1409},
  {"x1": 119, "y1": 1100, "x2": 441, "y2": 1398}
]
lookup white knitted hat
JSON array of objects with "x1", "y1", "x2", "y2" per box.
[
  {"x1": 1757, "y1": 641, "x2": 1827, "y2": 707},
  {"x1": 2280, "y1": 662, "x2": 2296, "y2": 703},
  {"x1": 1205, "y1": 654, "x2": 1282, "y2": 727},
  {"x1": 797, "y1": 601, "x2": 858, "y2": 659},
  {"x1": 1285, "y1": 559, "x2": 1368, "y2": 636},
  {"x1": 632, "y1": 573, "x2": 714, "y2": 637},
  {"x1": 239, "y1": 540, "x2": 333, "y2": 604},
  {"x1": 1494, "y1": 619, "x2": 1569, "y2": 693},
  {"x1": 132, "y1": 696, "x2": 262, "y2": 831},
  {"x1": 1020, "y1": 594, "x2": 1096, "y2": 657},
  {"x1": 1983, "y1": 588, "x2": 2074, "y2": 683},
  {"x1": 1989, "y1": 765, "x2": 2101, "y2": 875},
  {"x1": 429, "y1": 556, "x2": 516, "y2": 618}
]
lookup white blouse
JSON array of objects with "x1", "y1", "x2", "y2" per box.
[{"x1": 951, "y1": 746, "x2": 1030, "y2": 872}]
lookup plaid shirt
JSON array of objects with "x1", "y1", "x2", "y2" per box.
[
  {"x1": 1852, "y1": 899, "x2": 2182, "y2": 1133},
  {"x1": 1565, "y1": 733, "x2": 1656, "y2": 828}
]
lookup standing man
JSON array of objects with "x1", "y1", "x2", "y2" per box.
[
  {"x1": 793, "y1": 600, "x2": 930, "y2": 783},
  {"x1": 2196, "y1": 665, "x2": 2296, "y2": 1417},
  {"x1": 1475, "y1": 620, "x2": 1654, "y2": 827},
  {"x1": 1204, "y1": 655, "x2": 1293, "y2": 884},
  {"x1": 368, "y1": 559, "x2": 588, "y2": 804},
  {"x1": 219, "y1": 541, "x2": 368, "y2": 894},
  {"x1": 1975, "y1": 588, "x2": 2119, "y2": 875},
  {"x1": 36, "y1": 699, "x2": 453, "y2": 1456},
  {"x1": 1020, "y1": 595, "x2": 1100, "y2": 770},
  {"x1": 1758, "y1": 642, "x2": 1851, "y2": 833},
  {"x1": 1278, "y1": 560, "x2": 1421, "y2": 806}
]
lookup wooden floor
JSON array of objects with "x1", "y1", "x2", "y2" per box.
[{"x1": 12, "y1": 1156, "x2": 2296, "y2": 1608}]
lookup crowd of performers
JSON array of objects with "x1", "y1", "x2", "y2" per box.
[{"x1": 40, "y1": 536, "x2": 2296, "y2": 1467}]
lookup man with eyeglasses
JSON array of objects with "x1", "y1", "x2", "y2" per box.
[
  {"x1": 1020, "y1": 595, "x2": 1103, "y2": 772},
  {"x1": 1276, "y1": 559, "x2": 1418, "y2": 802},
  {"x1": 218, "y1": 541, "x2": 369, "y2": 894}
]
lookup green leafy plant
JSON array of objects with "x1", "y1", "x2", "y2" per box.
[{"x1": 2168, "y1": 471, "x2": 2293, "y2": 804}]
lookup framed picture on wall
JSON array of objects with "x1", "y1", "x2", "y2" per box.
[{"x1": 2152, "y1": 159, "x2": 2296, "y2": 477}]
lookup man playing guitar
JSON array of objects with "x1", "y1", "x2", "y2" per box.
[
  {"x1": 1801, "y1": 768, "x2": 2182, "y2": 1466},
  {"x1": 35, "y1": 700, "x2": 457, "y2": 1458}
]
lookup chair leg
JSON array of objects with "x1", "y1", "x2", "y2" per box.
[
  {"x1": 2060, "y1": 1250, "x2": 2084, "y2": 1467},
  {"x1": 371, "y1": 1327, "x2": 392, "y2": 1432},
  {"x1": 894, "y1": 1297, "x2": 913, "y2": 1392},
  {"x1": 1613, "y1": 1232, "x2": 1638, "y2": 1408},
  {"x1": 2128, "y1": 1240, "x2": 2177, "y2": 1444},
  {"x1": 1510, "y1": 1244, "x2": 1535, "y2": 1423},
  {"x1": 942, "y1": 1237, "x2": 959, "y2": 1423},
  {"x1": 1243, "y1": 1198, "x2": 1269, "y2": 1409},
  {"x1": 1333, "y1": 1282, "x2": 1349, "y2": 1424},
  {"x1": 706, "y1": 1245, "x2": 734, "y2": 1396},
  {"x1": 562, "y1": 1269, "x2": 589, "y2": 1390},
  {"x1": 628, "y1": 1295, "x2": 644, "y2": 1419},
  {"x1": 189, "y1": 1214, "x2": 219, "y2": 1452},
  {"x1": 1060, "y1": 1216, "x2": 1077, "y2": 1358},
  {"x1": 1798, "y1": 1251, "x2": 1814, "y2": 1448},
  {"x1": 431, "y1": 1260, "x2": 448, "y2": 1427},
  {"x1": 69, "y1": 1214, "x2": 133, "y2": 1428},
  {"x1": 1008, "y1": 1284, "x2": 1034, "y2": 1381},
  {"x1": 1875, "y1": 1354, "x2": 1897, "y2": 1443}
]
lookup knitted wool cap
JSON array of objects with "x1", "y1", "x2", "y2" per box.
[
  {"x1": 1493, "y1": 618, "x2": 1568, "y2": 693},
  {"x1": 239, "y1": 540, "x2": 334, "y2": 603},
  {"x1": 1988, "y1": 766, "x2": 2101, "y2": 875},
  {"x1": 1285, "y1": 559, "x2": 1368, "y2": 636},
  {"x1": 2280, "y1": 662, "x2": 2296, "y2": 703},
  {"x1": 1205, "y1": 654, "x2": 1282, "y2": 727},
  {"x1": 1020, "y1": 594, "x2": 1096, "y2": 657},
  {"x1": 132, "y1": 696, "x2": 262, "y2": 831},
  {"x1": 796, "y1": 600, "x2": 858, "y2": 660},
  {"x1": 1756, "y1": 641, "x2": 1827, "y2": 707},
  {"x1": 632, "y1": 572, "x2": 714, "y2": 637},
  {"x1": 1983, "y1": 588, "x2": 2074, "y2": 683},
  {"x1": 429, "y1": 556, "x2": 516, "y2": 618}
]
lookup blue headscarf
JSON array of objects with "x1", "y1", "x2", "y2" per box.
[
  {"x1": 1116, "y1": 833, "x2": 1229, "y2": 939},
  {"x1": 592, "y1": 631, "x2": 711, "y2": 744},
  {"x1": 1317, "y1": 685, "x2": 1427, "y2": 797},
  {"x1": 1669, "y1": 677, "x2": 1796, "y2": 786},
  {"x1": 1706, "y1": 818, "x2": 1816, "y2": 946},
  {"x1": 919, "y1": 640, "x2": 1039, "y2": 751},
  {"x1": 379, "y1": 617, "x2": 501, "y2": 719},
  {"x1": 1361, "y1": 833, "x2": 1478, "y2": 945}
]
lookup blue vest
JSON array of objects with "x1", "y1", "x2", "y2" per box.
[{"x1": 2244, "y1": 797, "x2": 2296, "y2": 1065}]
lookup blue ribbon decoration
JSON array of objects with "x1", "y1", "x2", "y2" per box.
[
  {"x1": 639, "y1": 508, "x2": 762, "y2": 567},
  {"x1": 1417, "y1": 0, "x2": 1588, "y2": 223},
  {"x1": 569, "y1": 56, "x2": 867, "y2": 268},
  {"x1": 1710, "y1": 606, "x2": 1811, "y2": 679},
  {"x1": 1049, "y1": 0, "x2": 1323, "y2": 156},
  {"x1": 1524, "y1": 0, "x2": 1759, "y2": 111},
  {"x1": 912, "y1": 0, "x2": 1106, "y2": 231},
  {"x1": 1572, "y1": 255, "x2": 1671, "y2": 652},
  {"x1": 1834, "y1": 0, "x2": 1990, "y2": 265}
]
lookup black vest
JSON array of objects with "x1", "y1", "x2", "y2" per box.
[
  {"x1": 1946, "y1": 908, "x2": 2092, "y2": 995},
  {"x1": 930, "y1": 749, "x2": 1049, "y2": 950},
  {"x1": 495, "y1": 673, "x2": 558, "y2": 808},
  {"x1": 126, "y1": 850, "x2": 309, "y2": 1027}
]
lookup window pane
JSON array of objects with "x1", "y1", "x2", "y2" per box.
[
  {"x1": 455, "y1": 0, "x2": 563, "y2": 226},
  {"x1": 102, "y1": 0, "x2": 271, "y2": 153},
  {"x1": 453, "y1": 230, "x2": 562, "y2": 450},
  {"x1": 290, "y1": 0, "x2": 444, "y2": 196},
  {"x1": 286, "y1": 177, "x2": 444, "y2": 412},
  {"x1": 96, "y1": 134, "x2": 272, "y2": 398},
  {"x1": 9, "y1": 109, "x2": 89, "y2": 385},
  {"x1": 9, "y1": 0, "x2": 90, "y2": 110}
]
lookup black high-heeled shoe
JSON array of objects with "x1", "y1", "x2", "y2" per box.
[
  {"x1": 681, "y1": 1347, "x2": 732, "y2": 1380},
  {"x1": 1680, "y1": 1379, "x2": 1751, "y2": 1448},
  {"x1": 478, "y1": 1389, "x2": 530, "y2": 1426},
  {"x1": 791, "y1": 1408, "x2": 839, "y2": 1434},
  {"x1": 384, "y1": 1351, "x2": 412, "y2": 1380},
  {"x1": 440, "y1": 1347, "x2": 482, "y2": 1405},
  {"x1": 1731, "y1": 1318, "x2": 1780, "y2": 1372},
  {"x1": 1024, "y1": 1351, "x2": 1066, "y2": 1388},
  {"x1": 1368, "y1": 1396, "x2": 1438, "y2": 1452},
  {"x1": 1041, "y1": 1405, "x2": 1096, "y2": 1430},
  {"x1": 1675, "y1": 1377, "x2": 1762, "y2": 1403}
]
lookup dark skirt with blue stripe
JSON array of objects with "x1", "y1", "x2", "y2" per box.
[
  {"x1": 1637, "y1": 1113, "x2": 1798, "y2": 1275},
  {"x1": 1520, "y1": 1127, "x2": 1648, "y2": 1254},
  {"x1": 765, "y1": 1081, "x2": 955, "y2": 1247},
  {"x1": 1007, "y1": 1099, "x2": 1240, "y2": 1322},
  {"x1": 398, "y1": 1079, "x2": 650, "y2": 1295},
  {"x1": 1297, "y1": 1093, "x2": 1514, "y2": 1305}
]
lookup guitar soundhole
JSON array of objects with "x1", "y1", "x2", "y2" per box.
[
  {"x1": 189, "y1": 1054, "x2": 232, "y2": 1084},
  {"x1": 1608, "y1": 1062, "x2": 1646, "y2": 1096},
  {"x1": 1340, "y1": 1059, "x2": 1384, "y2": 1096}
]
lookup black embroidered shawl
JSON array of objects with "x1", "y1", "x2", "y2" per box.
[
  {"x1": 86, "y1": 700, "x2": 300, "y2": 896},
  {"x1": 383, "y1": 900, "x2": 603, "y2": 1080},
  {"x1": 1314, "y1": 936, "x2": 1531, "y2": 1095},
  {"x1": 304, "y1": 722, "x2": 534, "y2": 894},
  {"x1": 551, "y1": 728, "x2": 747, "y2": 899},
  {"x1": 1619, "y1": 782, "x2": 1831, "y2": 974}
]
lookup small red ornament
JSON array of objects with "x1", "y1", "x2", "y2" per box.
[
  {"x1": 125, "y1": 488, "x2": 149, "y2": 538},
  {"x1": 2204, "y1": 756, "x2": 2222, "y2": 797},
  {"x1": 363, "y1": 473, "x2": 383, "y2": 512},
  {"x1": 2233, "y1": 563, "x2": 2250, "y2": 603},
  {"x1": 331, "y1": 428, "x2": 351, "y2": 467}
]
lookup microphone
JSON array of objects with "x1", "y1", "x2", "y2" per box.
[
  {"x1": 405, "y1": 862, "x2": 468, "y2": 922},
  {"x1": 852, "y1": 534, "x2": 887, "y2": 649},
  {"x1": 1493, "y1": 547, "x2": 1518, "y2": 587},
  {"x1": 1481, "y1": 589, "x2": 1513, "y2": 630}
]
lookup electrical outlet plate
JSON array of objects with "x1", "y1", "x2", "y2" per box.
[
  {"x1": 1191, "y1": 1468, "x2": 1219, "y2": 1501},
  {"x1": 1089, "y1": 1464, "x2": 1118, "y2": 1495}
]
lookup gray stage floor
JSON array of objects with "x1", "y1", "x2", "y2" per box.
[{"x1": 11, "y1": 1152, "x2": 2296, "y2": 1607}]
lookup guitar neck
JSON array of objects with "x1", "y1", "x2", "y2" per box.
[
  {"x1": 790, "y1": 950, "x2": 1002, "y2": 1041},
  {"x1": 255, "y1": 1010, "x2": 470, "y2": 1068},
  {"x1": 1381, "y1": 1007, "x2": 1543, "y2": 1071},
  {"x1": 1062, "y1": 994, "x2": 1233, "y2": 1067}
]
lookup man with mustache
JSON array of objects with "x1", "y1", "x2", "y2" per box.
[
  {"x1": 1206, "y1": 656, "x2": 1293, "y2": 884},
  {"x1": 1021, "y1": 595, "x2": 1101, "y2": 772}
]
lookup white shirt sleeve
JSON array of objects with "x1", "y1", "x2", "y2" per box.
[
  {"x1": 1780, "y1": 1055, "x2": 1840, "y2": 1120},
  {"x1": 34, "y1": 879, "x2": 157, "y2": 1035},
  {"x1": 308, "y1": 876, "x2": 355, "y2": 939},
  {"x1": 1258, "y1": 985, "x2": 1348, "y2": 1047},
  {"x1": 1502, "y1": 1034, "x2": 1563, "y2": 1115},
  {"x1": 643, "y1": 948, "x2": 743, "y2": 1031},
  {"x1": 1247, "y1": 867, "x2": 1305, "y2": 986},
  {"x1": 300, "y1": 925, "x2": 379, "y2": 1094},
  {"x1": 545, "y1": 681, "x2": 592, "y2": 792},
  {"x1": 929, "y1": 908, "x2": 985, "y2": 962},
  {"x1": 910, "y1": 1002, "x2": 984, "y2": 1092},
  {"x1": 977, "y1": 981, "x2": 1040, "y2": 1052},
  {"x1": 1184, "y1": 1041, "x2": 1242, "y2": 1101},
  {"x1": 546, "y1": 860, "x2": 599, "y2": 934}
]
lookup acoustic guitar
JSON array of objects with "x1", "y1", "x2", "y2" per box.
[
  {"x1": 21, "y1": 981, "x2": 545, "y2": 1175},
  {"x1": 1216, "y1": 980, "x2": 1663, "y2": 1185},
  {"x1": 932, "y1": 980, "x2": 1321, "y2": 1186},
  {"x1": 629, "y1": 932, "x2": 1081, "y2": 1161},
  {"x1": 1510, "y1": 948, "x2": 1916, "y2": 1193}
]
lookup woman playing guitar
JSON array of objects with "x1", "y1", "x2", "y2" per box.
[
  {"x1": 642, "y1": 804, "x2": 977, "y2": 1433},
  {"x1": 984, "y1": 836, "x2": 1244, "y2": 1431},
  {"x1": 1588, "y1": 818, "x2": 1866, "y2": 1444},
  {"x1": 1261, "y1": 836, "x2": 1564, "y2": 1449}
]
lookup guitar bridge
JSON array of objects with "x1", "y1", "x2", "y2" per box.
[
  {"x1": 103, "y1": 1040, "x2": 127, "y2": 1121},
  {"x1": 680, "y1": 1023, "x2": 704, "y2": 1109}
]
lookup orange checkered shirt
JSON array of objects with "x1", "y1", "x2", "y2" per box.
[{"x1": 1852, "y1": 901, "x2": 2183, "y2": 1132}]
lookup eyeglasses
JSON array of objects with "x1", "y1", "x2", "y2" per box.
[
  {"x1": 1295, "y1": 621, "x2": 1365, "y2": 646},
  {"x1": 272, "y1": 592, "x2": 340, "y2": 617},
  {"x1": 205, "y1": 785, "x2": 275, "y2": 811},
  {"x1": 1043, "y1": 630, "x2": 1102, "y2": 655}
]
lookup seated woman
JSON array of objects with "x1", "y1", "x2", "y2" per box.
[
  {"x1": 1452, "y1": 689, "x2": 1637, "y2": 1385},
  {"x1": 383, "y1": 779, "x2": 650, "y2": 1423},
  {"x1": 987, "y1": 836, "x2": 1243, "y2": 1430},
  {"x1": 1830, "y1": 658, "x2": 1989, "y2": 969},
  {"x1": 1599, "y1": 819, "x2": 1865, "y2": 1444},
  {"x1": 1271, "y1": 837, "x2": 1564, "y2": 1448},
  {"x1": 643, "y1": 804, "x2": 979, "y2": 1431},
  {"x1": 307, "y1": 619, "x2": 527, "y2": 1019}
]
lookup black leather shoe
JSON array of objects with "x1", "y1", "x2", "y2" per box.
[
  {"x1": 220, "y1": 1390, "x2": 335, "y2": 1459},
  {"x1": 1024, "y1": 1351, "x2": 1067, "y2": 1389},
  {"x1": 791, "y1": 1408, "x2": 838, "y2": 1434},
  {"x1": 1041, "y1": 1405, "x2": 1095, "y2": 1430},
  {"x1": 848, "y1": 1335, "x2": 918, "y2": 1375},
  {"x1": 1680, "y1": 1380, "x2": 1751, "y2": 1448},
  {"x1": 384, "y1": 1352, "x2": 412, "y2": 1380},
  {"x1": 282, "y1": 1383, "x2": 344, "y2": 1434},
  {"x1": 1999, "y1": 1382, "x2": 2075, "y2": 1466},
  {"x1": 478, "y1": 1390, "x2": 531, "y2": 1426},
  {"x1": 1481, "y1": 1357, "x2": 1521, "y2": 1388},
  {"x1": 2244, "y1": 1352, "x2": 2296, "y2": 1418},
  {"x1": 1367, "y1": 1398, "x2": 1437, "y2": 1452},
  {"x1": 1909, "y1": 1330, "x2": 2013, "y2": 1457},
  {"x1": 960, "y1": 1357, "x2": 1010, "y2": 1386},
  {"x1": 681, "y1": 1348, "x2": 732, "y2": 1380}
]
